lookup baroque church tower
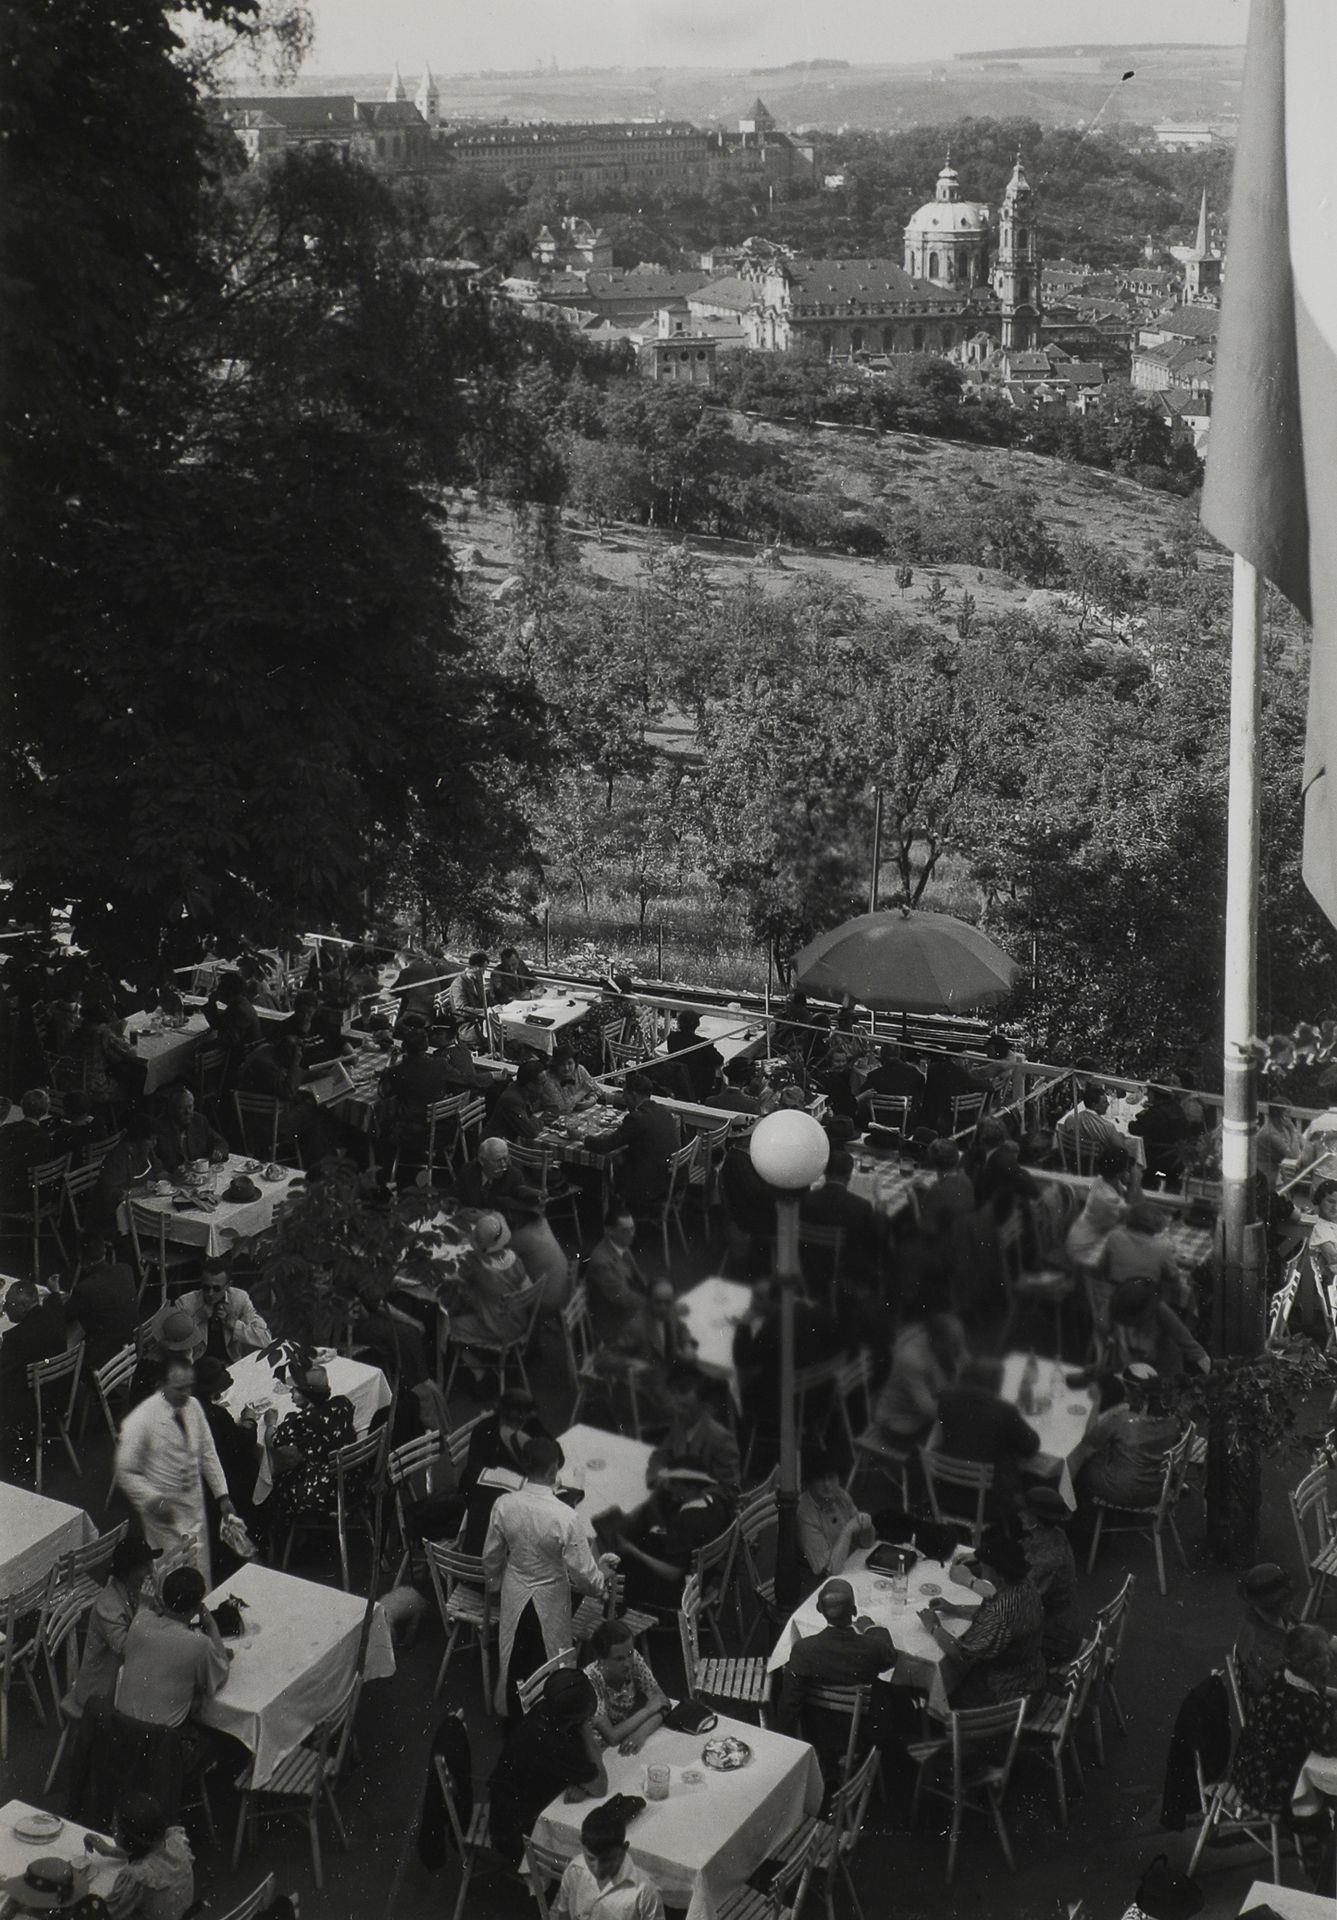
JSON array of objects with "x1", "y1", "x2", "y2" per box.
[{"x1": 994, "y1": 151, "x2": 1041, "y2": 349}]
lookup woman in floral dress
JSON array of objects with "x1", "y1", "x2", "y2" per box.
[
  {"x1": 270, "y1": 1365, "x2": 357, "y2": 1521},
  {"x1": 1231, "y1": 1622, "x2": 1337, "y2": 1819}
]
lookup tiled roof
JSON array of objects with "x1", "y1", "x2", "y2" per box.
[
  {"x1": 689, "y1": 276, "x2": 761, "y2": 312},
  {"x1": 784, "y1": 258, "x2": 947, "y2": 308},
  {"x1": 1146, "y1": 305, "x2": 1221, "y2": 340},
  {"x1": 218, "y1": 94, "x2": 357, "y2": 132}
]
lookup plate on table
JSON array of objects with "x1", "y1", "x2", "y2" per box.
[
  {"x1": 919, "y1": 1581, "x2": 942, "y2": 1597},
  {"x1": 585, "y1": 1456, "x2": 606, "y2": 1472},
  {"x1": 151, "y1": 1181, "x2": 174, "y2": 1196},
  {"x1": 1067, "y1": 1400, "x2": 1089, "y2": 1415},
  {"x1": 703, "y1": 1736, "x2": 752, "y2": 1771},
  {"x1": 262, "y1": 1164, "x2": 285, "y2": 1181},
  {"x1": 13, "y1": 1811, "x2": 64, "y2": 1843}
]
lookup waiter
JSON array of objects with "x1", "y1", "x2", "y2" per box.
[
  {"x1": 115, "y1": 1355, "x2": 235, "y2": 1585},
  {"x1": 483, "y1": 1434, "x2": 614, "y2": 1718}
]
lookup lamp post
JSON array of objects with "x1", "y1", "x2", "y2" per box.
[{"x1": 749, "y1": 1108, "x2": 830, "y2": 1616}]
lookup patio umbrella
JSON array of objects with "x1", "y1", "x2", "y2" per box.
[{"x1": 793, "y1": 907, "x2": 1020, "y2": 1013}]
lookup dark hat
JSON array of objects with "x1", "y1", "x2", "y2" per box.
[
  {"x1": 110, "y1": 1538, "x2": 161, "y2": 1580},
  {"x1": 193, "y1": 1357, "x2": 234, "y2": 1396},
  {"x1": 1239, "y1": 1562, "x2": 1293, "y2": 1602},
  {"x1": 978, "y1": 1528, "x2": 1031, "y2": 1583},
  {"x1": 0, "y1": 1858, "x2": 77, "y2": 1910},
  {"x1": 543, "y1": 1668, "x2": 596, "y2": 1720},
  {"x1": 1024, "y1": 1485, "x2": 1072, "y2": 1521}
]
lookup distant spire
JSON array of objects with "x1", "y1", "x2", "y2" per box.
[
  {"x1": 386, "y1": 61, "x2": 406, "y2": 103},
  {"x1": 1193, "y1": 187, "x2": 1209, "y2": 256}
]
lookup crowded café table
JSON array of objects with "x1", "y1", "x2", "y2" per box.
[
  {"x1": 535, "y1": 1103, "x2": 627, "y2": 1172},
  {"x1": 557, "y1": 1423, "x2": 656, "y2": 1536},
  {"x1": 124, "y1": 1009, "x2": 212, "y2": 1096},
  {"x1": 0, "y1": 1485, "x2": 93, "y2": 1596},
  {"x1": 0, "y1": 1802, "x2": 123, "y2": 1903},
  {"x1": 767, "y1": 1544, "x2": 983, "y2": 1718},
  {"x1": 221, "y1": 1349, "x2": 393, "y2": 1502},
  {"x1": 652, "y1": 1009, "x2": 771, "y2": 1069},
  {"x1": 199, "y1": 1562, "x2": 396, "y2": 1786},
  {"x1": 130, "y1": 1154, "x2": 305, "y2": 1258},
  {"x1": 678, "y1": 1277, "x2": 752, "y2": 1407},
  {"x1": 531, "y1": 1712, "x2": 823, "y2": 1920},
  {"x1": 491, "y1": 990, "x2": 602, "y2": 1055}
]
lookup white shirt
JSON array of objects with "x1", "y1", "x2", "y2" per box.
[
  {"x1": 115, "y1": 1391, "x2": 228, "y2": 1512},
  {"x1": 554, "y1": 1854, "x2": 666, "y2": 1920},
  {"x1": 483, "y1": 1481, "x2": 603, "y2": 1601}
]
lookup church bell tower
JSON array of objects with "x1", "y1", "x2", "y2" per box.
[{"x1": 994, "y1": 151, "x2": 1041, "y2": 350}]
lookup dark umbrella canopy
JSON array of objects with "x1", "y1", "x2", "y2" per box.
[{"x1": 794, "y1": 908, "x2": 1020, "y2": 1013}]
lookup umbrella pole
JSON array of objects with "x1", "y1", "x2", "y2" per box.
[{"x1": 868, "y1": 790, "x2": 883, "y2": 914}]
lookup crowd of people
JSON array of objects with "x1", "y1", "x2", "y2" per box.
[{"x1": 6, "y1": 937, "x2": 1337, "y2": 1915}]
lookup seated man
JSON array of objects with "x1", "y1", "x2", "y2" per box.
[
  {"x1": 1105, "y1": 1202, "x2": 1192, "y2": 1312},
  {"x1": 0, "y1": 1279, "x2": 68, "y2": 1482},
  {"x1": 487, "y1": 1668, "x2": 607, "y2": 1867},
  {"x1": 586, "y1": 1074, "x2": 681, "y2": 1213},
  {"x1": 66, "y1": 1233, "x2": 138, "y2": 1370},
  {"x1": 235, "y1": 1033, "x2": 340, "y2": 1163},
  {"x1": 161, "y1": 1259, "x2": 270, "y2": 1363},
  {"x1": 447, "y1": 952, "x2": 490, "y2": 1049},
  {"x1": 153, "y1": 1087, "x2": 228, "y2": 1178},
  {"x1": 647, "y1": 1364, "x2": 740, "y2": 1503},
  {"x1": 665, "y1": 1011, "x2": 724, "y2": 1105},
  {"x1": 933, "y1": 1355, "x2": 1041, "y2": 1517},
  {"x1": 553, "y1": 1801, "x2": 666, "y2": 1920},
  {"x1": 0, "y1": 1088, "x2": 55, "y2": 1211},
  {"x1": 604, "y1": 1471, "x2": 735, "y2": 1614},
  {"x1": 774, "y1": 1577, "x2": 897, "y2": 1771},
  {"x1": 204, "y1": 971, "x2": 263, "y2": 1063},
  {"x1": 425, "y1": 1015, "x2": 492, "y2": 1091},
  {"x1": 711, "y1": 1057, "x2": 764, "y2": 1117},
  {"x1": 583, "y1": 1206, "x2": 648, "y2": 1348},
  {"x1": 855, "y1": 1044, "x2": 924, "y2": 1122},
  {"x1": 1055, "y1": 1084, "x2": 1131, "y2": 1167},
  {"x1": 380, "y1": 1023, "x2": 466, "y2": 1158},
  {"x1": 489, "y1": 945, "x2": 539, "y2": 1006},
  {"x1": 116, "y1": 1566, "x2": 231, "y2": 1729},
  {"x1": 482, "y1": 1058, "x2": 547, "y2": 1146}
]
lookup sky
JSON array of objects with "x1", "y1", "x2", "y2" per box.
[{"x1": 301, "y1": 0, "x2": 1247, "y2": 77}]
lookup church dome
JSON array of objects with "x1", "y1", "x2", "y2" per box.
[{"x1": 905, "y1": 160, "x2": 989, "y2": 237}]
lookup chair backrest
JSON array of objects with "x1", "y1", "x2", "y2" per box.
[
  {"x1": 1291, "y1": 1466, "x2": 1332, "y2": 1565},
  {"x1": 1094, "y1": 1573, "x2": 1136, "y2": 1671},
  {"x1": 333, "y1": 1426, "x2": 386, "y2": 1505},
  {"x1": 191, "y1": 1046, "x2": 229, "y2": 1103},
  {"x1": 1154, "y1": 1429, "x2": 1195, "y2": 1521},
  {"x1": 387, "y1": 1429, "x2": 442, "y2": 1505},
  {"x1": 1048, "y1": 1635, "x2": 1101, "y2": 1742},
  {"x1": 1223, "y1": 1649, "x2": 1247, "y2": 1731},
  {"x1": 516, "y1": 1646, "x2": 576, "y2": 1716},
  {"x1": 558, "y1": 1284, "x2": 595, "y2": 1385},
  {"x1": 93, "y1": 1344, "x2": 138, "y2": 1423},
  {"x1": 950, "y1": 1091, "x2": 988, "y2": 1133},
  {"x1": 508, "y1": 1143, "x2": 555, "y2": 1191},
  {"x1": 867, "y1": 1094, "x2": 913, "y2": 1132},
  {"x1": 58, "y1": 1521, "x2": 129, "y2": 1592},
  {"x1": 833, "y1": 1351, "x2": 872, "y2": 1449},
  {"x1": 83, "y1": 1130, "x2": 125, "y2": 1172},
  {"x1": 425, "y1": 1539, "x2": 492, "y2": 1613},
  {"x1": 1267, "y1": 1254, "x2": 1304, "y2": 1346},
  {"x1": 0, "y1": 1572, "x2": 54, "y2": 1683},
  {"x1": 951, "y1": 1698, "x2": 1027, "y2": 1795},
  {"x1": 42, "y1": 1579, "x2": 93, "y2": 1675},
  {"x1": 522, "y1": 1836, "x2": 571, "y2": 1920},
  {"x1": 29, "y1": 1154, "x2": 73, "y2": 1208},
  {"x1": 29, "y1": 1343, "x2": 83, "y2": 1420},
  {"x1": 607, "y1": 1039, "x2": 646, "y2": 1071},
  {"x1": 445, "y1": 1411, "x2": 489, "y2": 1474},
  {"x1": 678, "y1": 1572, "x2": 702, "y2": 1672},
  {"x1": 432, "y1": 1742, "x2": 473, "y2": 1859},
  {"x1": 425, "y1": 1094, "x2": 470, "y2": 1127},
  {"x1": 920, "y1": 1449, "x2": 994, "y2": 1545},
  {"x1": 126, "y1": 1201, "x2": 170, "y2": 1278},
  {"x1": 806, "y1": 1682, "x2": 870, "y2": 1782},
  {"x1": 309, "y1": 1673, "x2": 362, "y2": 1785},
  {"x1": 232, "y1": 1093, "x2": 281, "y2": 1160},
  {"x1": 830, "y1": 1743, "x2": 881, "y2": 1854},
  {"x1": 693, "y1": 1520, "x2": 738, "y2": 1603},
  {"x1": 62, "y1": 1164, "x2": 101, "y2": 1226},
  {"x1": 765, "y1": 1821, "x2": 825, "y2": 1914},
  {"x1": 665, "y1": 1135, "x2": 701, "y2": 1204},
  {"x1": 215, "y1": 1874, "x2": 277, "y2": 1920}
]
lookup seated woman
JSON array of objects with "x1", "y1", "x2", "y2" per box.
[
  {"x1": 449, "y1": 1212, "x2": 535, "y2": 1347},
  {"x1": 1075, "y1": 1364, "x2": 1183, "y2": 1510},
  {"x1": 797, "y1": 1448, "x2": 874, "y2": 1581},
  {"x1": 583, "y1": 1618, "x2": 670, "y2": 1754},
  {"x1": 1230, "y1": 1623, "x2": 1337, "y2": 1820},
  {"x1": 1307, "y1": 1181, "x2": 1337, "y2": 1288},
  {"x1": 456, "y1": 1138, "x2": 569, "y2": 1314},
  {"x1": 538, "y1": 1047, "x2": 600, "y2": 1116},
  {"x1": 81, "y1": 1790, "x2": 195, "y2": 1920},
  {"x1": 269, "y1": 1364, "x2": 358, "y2": 1521},
  {"x1": 919, "y1": 1528, "x2": 1047, "y2": 1709},
  {"x1": 1015, "y1": 1486, "x2": 1083, "y2": 1665},
  {"x1": 1235, "y1": 1563, "x2": 1298, "y2": 1710},
  {"x1": 1108, "y1": 1278, "x2": 1209, "y2": 1378}
]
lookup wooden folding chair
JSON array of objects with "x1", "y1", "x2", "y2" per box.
[
  {"x1": 716, "y1": 1822, "x2": 825, "y2": 1920},
  {"x1": 126, "y1": 1201, "x2": 199, "y2": 1309},
  {"x1": 636, "y1": 1136, "x2": 699, "y2": 1266},
  {"x1": 1019, "y1": 1633, "x2": 1101, "y2": 1826},
  {"x1": 509, "y1": 1143, "x2": 583, "y2": 1249},
  {"x1": 88, "y1": 1344, "x2": 138, "y2": 1446},
  {"x1": 0, "y1": 1570, "x2": 54, "y2": 1759},
  {"x1": 425, "y1": 1541, "x2": 497, "y2": 1705},
  {"x1": 692, "y1": 1518, "x2": 739, "y2": 1653},
  {"x1": 920, "y1": 1449, "x2": 994, "y2": 1549},
  {"x1": 865, "y1": 1094, "x2": 913, "y2": 1134},
  {"x1": 522, "y1": 1835, "x2": 573, "y2": 1919},
  {"x1": 432, "y1": 1738, "x2": 502, "y2": 1920},
  {"x1": 515, "y1": 1646, "x2": 576, "y2": 1716},
  {"x1": 1089, "y1": 1574, "x2": 1136, "y2": 1764},
  {"x1": 0, "y1": 1153, "x2": 72, "y2": 1277},
  {"x1": 909, "y1": 1698, "x2": 1027, "y2": 1883},
  {"x1": 61, "y1": 1165, "x2": 103, "y2": 1259},
  {"x1": 30, "y1": 1345, "x2": 84, "y2": 1493},
  {"x1": 232, "y1": 1675, "x2": 361, "y2": 1888},
  {"x1": 949, "y1": 1091, "x2": 988, "y2": 1135},
  {"x1": 677, "y1": 1573, "x2": 768, "y2": 1723},
  {"x1": 232, "y1": 1093, "x2": 301, "y2": 1168},
  {"x1": 386, "y1": 1429, "x2": 443, "y2": 1586},
  {"x1": 281, "y1": 1424, "x2": 387, "y2": 1591},
  {"x1": 416, "y1": 1094, "x2": 470, "y2": 1187},
  {"x1": 443, "y1": 1281, "x2": 545, "y2": 1403},
  {"x1": 1086, "y1": 1428, "x2": 1193, "y2": 1595},
  {"x1": 1290, "y1": 1465, "x2": 1337, "y2": 1620}
]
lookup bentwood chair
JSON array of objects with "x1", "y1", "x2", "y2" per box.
[
  {"x1": 232, "y1": 1676, "x2": 362, "y2": 1888},
  {"x1": 908, "y1": 1698, "x2": 1028, "y2": 1883}
]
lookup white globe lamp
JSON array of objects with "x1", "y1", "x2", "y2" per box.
[{"x1": 749, "y1": 1109, "x2": 830, "y2": 1191}]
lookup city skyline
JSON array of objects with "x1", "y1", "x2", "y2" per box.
[{"x1": 296, "y1": 0, "x2": 1246, "y2": 79}]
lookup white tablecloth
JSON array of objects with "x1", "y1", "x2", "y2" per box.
[
  {"x1": 0, "y1": 1801, "x2": 119, "y2": 1904},
  {"x1": 200, "y1": 1563, "x2": 395, "y2": 1787},
  {"x1": 492, "y1": 994, "x2": 597, "y2": 1055},
  {"x1": 222, "y1": 1349, "x2": 392, "y2": 1502},
  {"x1": 1001, "y1": 1352, "x2": 1096, "y2": 1508},
  {"x1": 557, "y1": 1424, "x2": 655, "y2": 1536},
  {"x1": 846, "y1": 1157, "x2": 926, "y2": 1220},
  {"x1": 531, "y1": 1714, "x2": 822, "y2": 1920},
  {"x1": 125, "y1": 1011, "x2": 210, "y2": 1094},
  {"x1": 678, "y1": 1278, "x2": 751, "y2": 1406},
  {"x1": 0, "y1": 1486, "x2": 94, "y2": 1597},
  {"x1": 1239, "y1": 1878, "x2": 1337, "y2": 1920},
  {"x1": 654, "y1": 1014, "x2": 769, "y2": 1069},
  {"x1": 132, "y1": 1154, "x2": 305, "y2": 1256},
  {"x1": 766, "y1": 1546, "x2": 980, "y2": 1718}
]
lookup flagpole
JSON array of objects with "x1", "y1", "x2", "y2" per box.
[{"x1": 1221, "y1": 553, "x2": 1265, "y2": 1357}]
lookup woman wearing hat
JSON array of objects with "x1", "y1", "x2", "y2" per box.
[
  {"x1": 1235, "y1": 1564, "x2": 1297, "y2": 1707},
  {"x1": 919, "y1": 1527, "x2": 1047, "y2": 1709},
  {"x1": 449, "y1": 1212, "x2": 535, "y2": 1348},
  {"x1": 81, "y1": 1792, "x2": 193, "y2": 1920},
  {"x1": 1226, "y1": 1623, "x2": 1337, "y2": 1836},
  {"x1": 269, "y1": 1365, "x2": 357, "y2": 1524},
  {"x1": 1016, "y1": 1486, "x2": 1083, "y2": 1665},
  {"x1": 0, "y1": 1855, "x2": 90, "y2": 1914},
  {"x1": 456, "y1": 1140, "x2": 570, "y2": 1314}
]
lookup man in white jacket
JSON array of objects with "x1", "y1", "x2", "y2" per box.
[{"x1": 116, "y1": 1356, "x2": 236, "y2": 1585}]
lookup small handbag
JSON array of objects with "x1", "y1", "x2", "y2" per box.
[{"x1": 663, "y1": 1697, "x2": 718, "y2": 1735}]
